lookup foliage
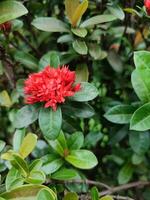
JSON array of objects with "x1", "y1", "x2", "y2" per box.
[{"x1": 0, "y1": 0, "x2": 150, "y2": 199}]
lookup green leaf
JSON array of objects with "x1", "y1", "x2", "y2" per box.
[
  {"x1": 90, "y1": 186, "x2": 99, "y2": 200},
  {"x1": 76, "y1": 64, "x2": 89, "y2": 82},
  {"x1": 0, "y1": 185, "x2": 56, "y2": 200},
  {"x1": 107, "y1": 5, "x2": 125, "y2": 20},
  {"x1": 67, "y1": 132, "x2": 84, "y2": 150},
  {"x1": 104, "y1": 104, "x2": 137, "y2": 124},
  {"x1": 71, "y1": 28, "x2": 87, "y2": 38},
  {"x1": 0, "y1": 140, "x2": 5, "y2": 153},
  {"x1": 131, "y1": 153, "x2": 144, "y2": 165},
  {"x1": 29, "y1": 159, "x2": 43, "y2": 172},
  {"x1": 0, "y1": 0, "x2": 28, "y2": 24},
  {"x1": 13, "y1": 105, "x2": 39, "y2": 129},
  {"x1": 19, "y1": 133, "x2": 37, "y2": 159},
  {"x1": 11, "y1": 154, "x2": 29, "y2": 177},
  {"x1": 26, "y1": 170, "x2": 46, "y2": 184},
  {"x1": 63, "y1": 192, "x2": 79, "y2": 200},
  {"x1": 32, "y1": 17, "x2": 69, "y2": 32},
  {"x1": 14, "y1": 51, "x2": 38, "y2": 70},
  {"x1": 39, "y1": 51, "x2": 60, "y2": 70},
  {"x1": 6, "y1": 167, "x2": 23, "y2": 191},
  {"x1": 37, "y1": 189, "x2": 56, "y2": 200},
  {"x1": 118, "y1": 163, "x2": 133, "y2": 184},
  {"x1": 100, "y1": 196, "x2": 114, "y2": 200},
  {"x1": 130, "y1": 102, "x2": 150, "y2": 131},
  {"x1": 0, "y1": 90, "x2": 12, "y2": 107},
  {"x1": 47, "y1": 139, "x2": 64, "y2": 157},
  {"x1": 51, "y1": 168, "x2": 78, "y2": 180},
  {"x1": 42, "y1": 155, "x2": 64, "y2": 174},
  {"x1": 107, "y1": 50, "x2": 123, "y2": 73},
  {"x1": 89, "y1": 43, "x2": 102, "y2": 60},
  {"x1": 62, "y1": 102, "x2": 95, "y2": 118},
  {"x1": 70, "y1": 82, "x2": 98, "y2": 102},
  {"x1": 39, "y1": 107, "x2": 62, "y2": 140},
  {"x1": 49, "y1": 52, "x2": 60, "y2": 68},
  {"x1": 80, "y1": 15, "x2": 117, "y2": 28},
  {"x1": 129, "y1": 131, "x2": 150, "y2": 155},
  {"x1": 131, "y1": 68, "x2": 150, "y2": 102},
  {"x1": 13, "y1": 129, "x2": 25, "y2": 152},
  {"x1": 134, "y1": 51, "x2": 150, "y2": 69},
  {"x1": 65, "y1": 150, "x2": 98, "y2": 169},
  {"x1": 73, "y1": 40, "x2": 88, "y2": 55}
]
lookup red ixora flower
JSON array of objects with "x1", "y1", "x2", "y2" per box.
[
  {"x1": 24, "y1": 66, "x2": 81, "y2": 111},
  {"x1": 145, "y1": 0, "x2": 150, "y2": 15},
  {"x1": 0, "y1": 21, "x2": 11, "y2": 32}
]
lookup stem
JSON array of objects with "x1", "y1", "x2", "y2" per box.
[
  {"x1": 100, "y1": 181, "x2": 150, "y2": 196},
  {"x1": 13, "y1": 31, "x2": 41, "y2": 57}
]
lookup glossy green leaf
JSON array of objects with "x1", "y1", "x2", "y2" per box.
[
  {"x1": 76, "y1": 64, "x2": 89, "y2": 82},
  {"x1": 0, "y1": 140, "x2": 5, "y2": 153},
  {"x1": 90, "y1": 186, "x2": 99, "y2": 200},
  {"x1": 11, "y1": 154, "x2": 29, "y2": 177},
  {"x1": 89, "y1": 43, "x2": 102, "y2": 60},
  {"x1": 42, "y1": 155, "x2": 64, "y2": 174},
  {"x1": 49, "y1": 52, "x2": 60, "y2": 68},
  {"x1": 107, "y1": 50, "x2": 123, "y2": 73},
  {"x1": 13, "y1": 105, "x2": 39, "y2": 129},
  {"x1": 67, "y1": 132, "x2": 84, "y2": 150},
  {"x1": 0, "y1": 185, "x2": 56, "y2": 200},
  {"x1": 63, "y1": 192, "x2": 79, "y2": 200},
  {"x1": 47, "y1": 139, "x2": 64, "y2": 156},
  {"x1": 104, "y1": 104, "x2": 137, "y2": 124},
  {"x1": 134, "y1": 51, "x2": 150, "y2": 69},
  {"x1": 71, "y1": 28, "x2": 87, "y2": 38},
  {"x1": 6, "y1": 167, "x2": 23, "y2": 191},
  {"x1": 14, "y1": 51, "x2": 38, "y2": 70},
  {"x1": 73, "y1": 40, "x2": 88, "y2": 55},
  {"x1": 29, "y1": 159, "x2": 43, "y2": 172},
  {"x1": 0, "y1": 90, "x2": 12, "y2": 108},
  {"x1": 13, "y1": 129, "x2": 25, "y2": 152},
  {"x1": 51, "y1": 168, "x2": 78, "y2": 180},
  {"x1": 19, "y1": 133, "x2": 37, "y2": 159},
  {"x1": 80, "y1": 15, "x2": 117, "y2": 28},
  {"x1": 0, "y1": 0, "x2": 28, "y2": 24},
  {"x1": 65, "y1": 150, "x2": 98, "y2": 169},
  {"x1": 32, "y1": 17, "x2": 69, "y2": 32},
  {"x1": 26, "y1": 170, "x2": 46, "y2": 184},
  {"x1": 37, "y1": 189, "x2": 56, "y2": 200},
  {"x1": 62, "y1": 102, "x2": 95, "y2": 118},
  {"x1": 131, "y1": 153, "x2": 144, "y2": 165},
  {"x1": 100, "y1": 196, "x2": 114, "y2": 200},
  {"x1": 129, "y1": 131, "x2": 150, "y2": 155},
  {"x1": 131, "y1": 68, "x2": 150, "y2": 102},
  {"x1": 70, "y1": 82, "x2": 98, "y2": 102},
  {"x1": 118, "y1": 163, "x2": 133, "y2": 184},
  {"x1": 107, "y1": 5, "x2": 125, "y2": 20},
  {"x1": 130, "y1": 102, "x2": 150, "y2": 131},
  {"x1": 39, "y1": 107, "x2": 62, "y2": 140}
]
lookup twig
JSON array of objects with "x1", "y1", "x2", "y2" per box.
[
  {"x1": 13, "y1": 31, "x2": 41, "y2": 57},
  {"x1": 100, "y1": 181, "x2": 150, "y2": 196},
  {"x1": 65, "y1": 179, "x2": 111, "y2": 190}
]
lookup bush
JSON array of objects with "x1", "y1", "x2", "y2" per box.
[{"x1": 0, "y1": 0, "x2": 150, "y2": 199}]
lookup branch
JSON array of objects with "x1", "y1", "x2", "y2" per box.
[
  {"x1": 13, "y1": 31, "x2": 41, "y2": 57},
  {"x1": 100, "y1": 181, "x2": 150, "y2": 196},
  {"x1": 64, "y1": 179, "x2": 111, "y2": 190}
]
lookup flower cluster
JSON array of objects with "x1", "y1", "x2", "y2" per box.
[
  {"x1": 24, "y1": 66, "x2": 81, "y2": 111},
  {"x1": 0, "y1": 22, "x2": 11, "y2": 32},
  {"x1": 145, "y1": 0, "x2": 150, "y2": 15}
]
